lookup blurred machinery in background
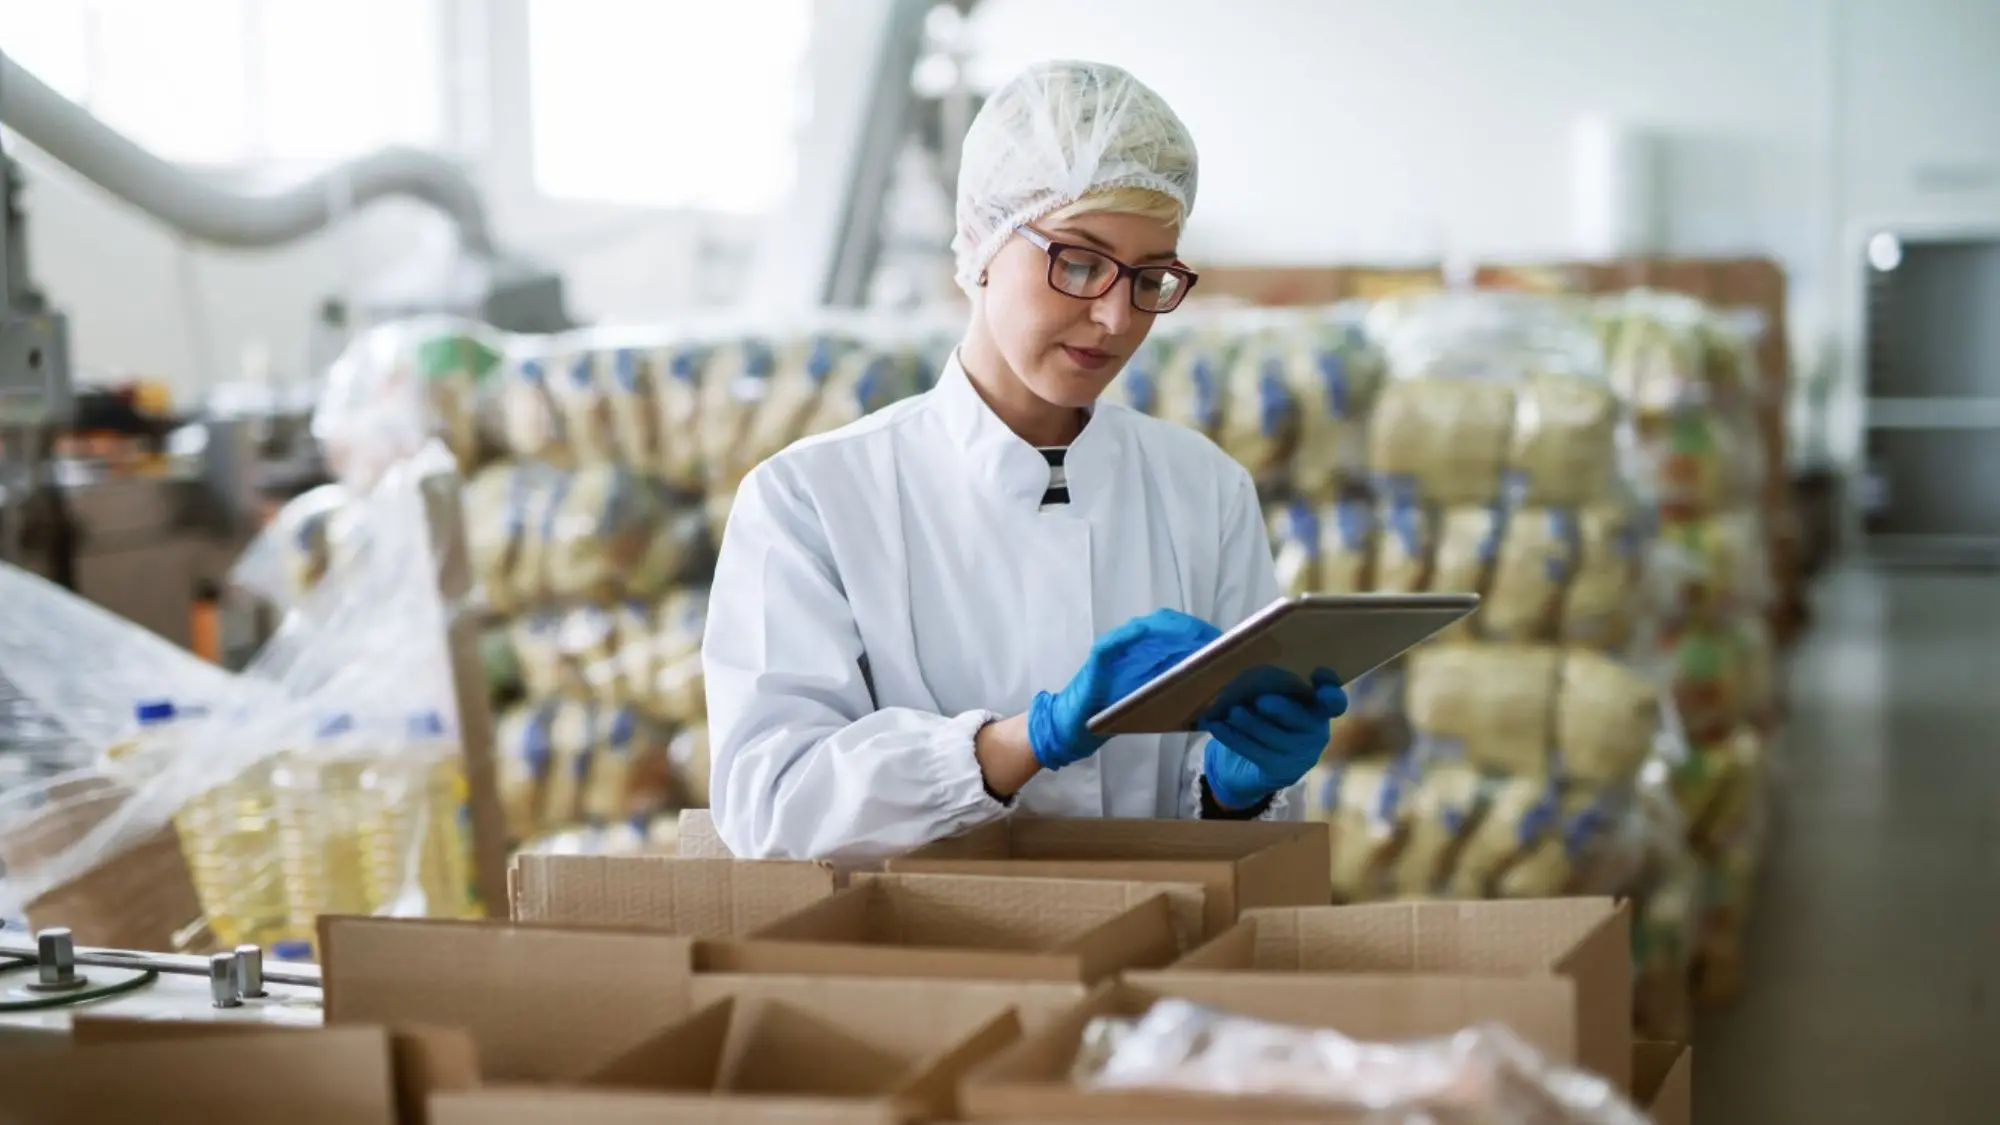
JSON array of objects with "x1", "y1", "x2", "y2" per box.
[{"x1": 0, "y1": 49, "x2": 572, "y2": 649}]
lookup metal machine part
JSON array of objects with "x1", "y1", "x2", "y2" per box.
[{"x1": 0, "y1": 928, "x2": 321, "y2": 1049}]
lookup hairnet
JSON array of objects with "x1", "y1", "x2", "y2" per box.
[{"x1": 952, "y1": 59, "x2": 1199, "y2": 295}]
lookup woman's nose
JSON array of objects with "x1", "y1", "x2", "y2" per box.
[{"x1": 1091, "y1": 280, "x2": 1134, "y2": 334}]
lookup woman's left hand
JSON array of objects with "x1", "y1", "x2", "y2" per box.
[{"x1": 1199, "y1": 668, "x2": 1348, "y2": 810}]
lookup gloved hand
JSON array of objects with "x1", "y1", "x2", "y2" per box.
[
  {"x1": 1028, "y1": 609, "x2": 1222, "y2": 770},
  {"x1": 1200, "y1": 668, "x2": 1348, "y2": 810}
]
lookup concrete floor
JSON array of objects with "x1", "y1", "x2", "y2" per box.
[{"x1": 1694, "y1": 564, "x2": 1999, "y2": 1124}]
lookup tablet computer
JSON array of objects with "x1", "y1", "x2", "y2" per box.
[{"x1": 1085, "y1": 592, "x2": 1480, "y2": 736}]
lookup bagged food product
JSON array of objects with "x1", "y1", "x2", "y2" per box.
[
  {"x1": 463, "y1": 462, "x2": 533, "y2": 611},
  {"x1": 652, "y1": 342, "x2": 710, "y2": 492},
  {"x1": 797, "y1": 346, "x2": 919, "y2": 438},
  {"x1": 1426, "y1": 506, "x2": 1503, "y2": 636},
  {"x1": 465, "y1": 463, "x2": 694, "y2": 611},
  {"x1": 1288, "y1": 324, "x2": 1383, "y2": 502},
  {"x1": 1311, "y1": 756, "x2": 1414, "y2": 903},
  {"x1": 1317, "y1": 498, "x2": 1376, "y2": 593},
  {"x1": 1504, "y1": 374, "x2": 1621, "y2": 507},
  {"x1": 668, "y1": 723, "x2": 711, "y2": 808},
  {"x1": 508, "y1": 611, "x2": 567, "y2": 701},
  {"x1": 1555, "y1": 650, "x2": 1659, "y2": 786},
  {"x1": 507, "y1": 602, "x2": 661, "y2": 709},
  {"x1": 1406, "y1": 643, "x2": 1561, "y2": 777},
  {"x1": 738, "y1": 335, "x2": 839, "y2": 477},
  {"x1": 1659, "y1": 622, "x2": 1749, "y2": 744},
  {"x1": 1372, "y1": 501, "x2": 1435, "y2": 593},
  {"x1": 703, "y1": 489, "x2": 738, "y2": 552},
  {"x1": 1386, "y1": 761, "x2": 1481, "y2": 897},
  {"x1": 651, "y1": 587, "x2": 708, "y2": 724},
  {"x1": 495, "y1": 349, "x2": 568, "y2": 466},
  {"x1": 698, "y1": 338, "x2": 776, "y2": 493},
  {"x1": 1215, "y1": 340, "x2": 1297, "y2": 484},
  {"x1": 1368, "y1": 377, "x2": 1516, "y2": 506},
  {"x1": 1443, "y1": 773, "x2": 1559, "y2": 899},
  {"x1": 312, "y1": 317, "x2": 506, "y2": 488},
  {"x1": 600, "y1": 346, "x2": 661, "y2": 470},
  {"x1": 1153, "y1": 336, "x2": 1230, "y2": 438},
  {"x1": 1324, "y1": 661, "x2": 1407, "y2": 759},
  {"x1": 1654, "y1": 509, "x2": 1769, "y2": 622},
  {"x1": 1268, "y1": 500, "x2": 1320, "y2": 598},
  {"x1": 1561, "y1": 502, "x2": 1648, "y2": 650},
  {"x1": 495, "y1": 700, "x2": 675, "y2": 844},
  {"x1": 551, "y1": 346, "x2": 620, "y2": 466},
  {"x1": 1481, "y1": 508, "x2": 1580, "y2": 642}
]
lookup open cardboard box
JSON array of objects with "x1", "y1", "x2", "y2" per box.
[
  {"x1": 958, "y1": 976, "x2": 1591, "y2": 1121},
  {"x1": 700, "y1": 872, "x2": 1188, "y2": 983},
  {"x1": 508, "y1": 853, "x2": 840, "y2": 934},
  {"x1": 432, "y1": 989, "x2": 1018, "y2": 1125},
  {"x1": 1145, "y1": 898, "x2": 1632, "y2": 1088},
  {"x1": 883, "y1": 817, "x2": 1332, "y2": 939}
]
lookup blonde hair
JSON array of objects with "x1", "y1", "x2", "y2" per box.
[{"x1": 1046, "y1": 185, "x2": 1185, "y2": 230}]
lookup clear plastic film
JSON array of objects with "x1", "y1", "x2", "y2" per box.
[
  {"x1": 1074, "y1": 998, "x2": 1651, "y2": 1124},
  {"x1": 0, "y1": 442, "x2": 479, "y2": 950}
]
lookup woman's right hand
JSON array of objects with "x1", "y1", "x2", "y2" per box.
[{"x1": 1025, "y1": 608, "x2": 1222, "y2": 770}]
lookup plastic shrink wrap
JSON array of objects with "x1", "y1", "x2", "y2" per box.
[
  {"x1": 1074, "y1": 998, "x2": 1652, "y2": 1124},
  {"x1": 0, "y1": 445, "x2": 480, "y2": 954}
]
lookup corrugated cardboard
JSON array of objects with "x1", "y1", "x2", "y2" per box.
[
  {"x1": 689, "y1": 973, "x2": 1090, "y2": 1039},
  {"x1": 318, "y1": 914, "x2": 695, "y2": 1082},
  {"x1": 884, "y1": 818, "x2": 1332, "y2": 938},
  {"x1": 958, "y1": 976, "x2": 1578, "y2": 1121},
  {"x1": 0, "y1": 1025, "x2": 403, "y2": 1125},
  {"x1": 1154, "y1": 899, "x2": 1631, "y2": 1088},
  {"x1": 508, "y1": 854, "x2": 838, "y2": 935},
  {"x1": 700, "y1": 873, "x2": 1183, "y2": 983},
  {"x1": 430, "y1": 1087, "x2": 897, "y2": 1125},
  {"x1": 430, "y1": 990, "x2": 1022, "y2": 1125},
  {"x1": 1634, "y1": 1041, "x2": 1693, "y2": 1125},
  {"x1": 65, "y1": 1018, "x2": 480, "y2": 1125},
  {"x1": 675, "y1": 809, "x2": 736, "y2": 859}
]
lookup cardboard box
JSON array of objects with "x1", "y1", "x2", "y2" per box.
[
  {"x1": 884, "y1": 818, "x2": 1332, "y2": 938},
  {"x1": 1151, "y1": 898, "x2": 1632, "y2": 1089},
  {"x1": 958, "y1": 976, "x2": 1581, "y2": 1121},
  {"x1": 0, "y1": 1025, "x2": 408, "y2": 1125},
  {"x1": 701, "y1": 873, "x2": 1186, "y2": 983},
  {"x1": 690, "y1": 973, "x2": 1089, "y2": 1039},
  {"x1": 318, "y1": 914, "x2": 697, "y2": 1082},
  {"x1": 1634, "y1": 1041, "x2": 1693, "y2": 1125},
  {"x1": 508, "y1": 854, "x2": 838, "y2": 935}
]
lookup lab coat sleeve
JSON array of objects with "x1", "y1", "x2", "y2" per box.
[
  {"x1": 702, "y1": 459, "x2": 1009, "y2": 861},
  {"x1": 1181, "y1": 466, "x2": 1304, "y2": 821}
]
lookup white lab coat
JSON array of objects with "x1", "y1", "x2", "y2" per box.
[{"x1": 702, "y1": 353, "x2": 1291, "y2": 861}]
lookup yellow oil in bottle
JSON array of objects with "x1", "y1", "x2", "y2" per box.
[
  {"x1": 358, "y1": 711, "x2": 477, "y2": 918},
  {"x1": 163, "y1": 704, "x2": 291, "y2": 950},
  {"x1": 274, "y1": 714, "x2": 383, "y2": 936}
]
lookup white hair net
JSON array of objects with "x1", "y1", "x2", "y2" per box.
[{"x1": 952, "y1": 59, "x2": 1199, "y2": 295}]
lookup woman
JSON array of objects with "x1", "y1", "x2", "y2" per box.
[{"x1": 703, "y1": 60, "x2": 1346, "y2": 861}]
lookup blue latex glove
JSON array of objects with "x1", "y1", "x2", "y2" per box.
[
  {"x1": 1028, "y1": 609, "x2": 1222, "y2": 770},
  {"x1": 1200, "y1": 668, "x2": 1349, "y2": 810}
]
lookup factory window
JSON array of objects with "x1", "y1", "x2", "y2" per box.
[
  {"x1": 526, "y1": 0, "x2": 813, "y2": 213},
  {"x1": 0, "y1": 0, "x2": 442, "y2": 167}
]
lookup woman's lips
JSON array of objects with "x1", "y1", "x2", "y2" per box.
[{"x1": 1062, "y1": 345, "x2": 1113, "y2": 371}]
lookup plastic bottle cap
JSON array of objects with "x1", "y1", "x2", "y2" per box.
[
  {"x1": 409, "y1": 710, "x2": 449, "y2": 738},
  {"x1": 272, "y1": 939, "x2": 314, "y2": 962},
  {"x1": 317, "y1": 714, "x2": 356, "y2": 739},
  {"x1": 134, "y1": 700, "x2": 176, "y2": 724}
]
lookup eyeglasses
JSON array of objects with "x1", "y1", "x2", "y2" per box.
[{"x1": 1014, "y1": 226, "x2": 1199, "y2": 313}]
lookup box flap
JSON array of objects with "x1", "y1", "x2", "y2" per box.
[
  {"x1": 430, "y1": 1087, "x2": 904, "y2": 1125},
  {"x1": 705, "y1": 875, "x2": 1179, "y2": 982},
  {"x1": 0, "y1": 1025, "x2": 400, "y2": 1125},
  {"x1": 690, "y1": 973, "x2": 1088, "y2": 1045},
  {"x1": 319, "y1": 915, "x2": 694, "y2": 1082},
  {"x1": 509, "y1": 854, "x2": 838, "y2": 935},
  {"x1": 1634, "y1": 1041, "x2": 1692, "y2": 1125},
  {"x1": 588, "y1": 997, "x2": 735, "y2": 1092}
]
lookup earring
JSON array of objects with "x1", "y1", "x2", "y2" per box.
[{"x1": 978, "y1": 269, "x2": 989, "y2": 287}]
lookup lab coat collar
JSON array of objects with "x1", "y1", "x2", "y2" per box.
[{"x1": 934, "y1": 350, "x2": 1117, "y2": 511}]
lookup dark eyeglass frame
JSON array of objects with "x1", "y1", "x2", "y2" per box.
[{"x1": 1014, "y1": 225, "x2": 1200, "y2": 313}]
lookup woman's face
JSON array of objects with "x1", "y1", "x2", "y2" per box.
[{"x1": 979, "y1": 209, "x2": 1181, "y2": 410}]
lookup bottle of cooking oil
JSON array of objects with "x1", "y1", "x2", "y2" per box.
[
  {"x1": 171, "y1": 704, "x2": 291, "y2": 950},
  {"x1": 273, "y1": 713, "x2": 382, "y2": 937},
  {"x1": 363, "y1": 710, "x2": 477, "y2": 918}
]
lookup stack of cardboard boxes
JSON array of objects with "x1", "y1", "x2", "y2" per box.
[{"x1": 0, "y1": 817, "x2": 1691, "y2": 1123}]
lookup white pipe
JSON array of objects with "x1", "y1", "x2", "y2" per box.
[{"x1": 0, "y1": 51, "x2": 495, "y2": 256}]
